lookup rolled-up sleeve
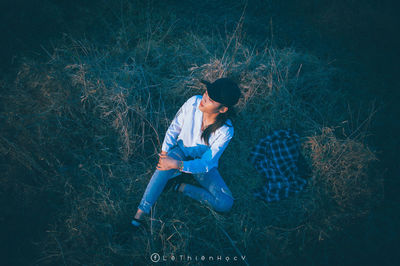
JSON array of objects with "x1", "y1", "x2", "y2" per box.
[{"x1": 180, "y1": 131, "x2": 233, "y2": 174}]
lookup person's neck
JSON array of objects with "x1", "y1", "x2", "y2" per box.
[{"x1": 203, "y1": 112, "x2": 218, "y2": 125}]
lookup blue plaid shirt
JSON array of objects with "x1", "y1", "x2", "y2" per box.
[{"x1": 248, "y1": 129, "x2": 307, "y2": 202}]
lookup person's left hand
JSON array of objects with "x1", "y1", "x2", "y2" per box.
[{"x1": 156, "y1": 153, "x2": 179, "y2": 171}]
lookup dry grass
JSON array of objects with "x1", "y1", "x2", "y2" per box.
[{"x1": 0, "y1": 1, "x2": 383, "y2": 265}]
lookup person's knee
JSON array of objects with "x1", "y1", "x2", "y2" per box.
[{"x1": 215, "y1": 196, "x2": 234, "y2": 213}]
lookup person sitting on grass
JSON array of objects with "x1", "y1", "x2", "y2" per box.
[{"x1": 131, "y1": 78, "x2": 242, "y2": 228}]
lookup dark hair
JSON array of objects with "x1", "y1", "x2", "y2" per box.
[{"x1": 201, "y1": 104, "x2": 236, "y2": 146}]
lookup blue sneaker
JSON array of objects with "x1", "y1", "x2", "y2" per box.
[
  {"x1": 131, "y1": 216, "x2": 149, "y2": 231},
  {"x1": 131, "y1": 218, "x2": 142, "y2": 227}
]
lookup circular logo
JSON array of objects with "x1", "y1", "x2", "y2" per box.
[{"x1": 150, "y1": 253, "x2": 160, "y2": 263}]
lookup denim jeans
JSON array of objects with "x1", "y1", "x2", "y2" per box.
[{"x1": 138, "y1": 144, "x2": 234, "y2": 214}]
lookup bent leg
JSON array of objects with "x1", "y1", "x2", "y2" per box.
[
  {"x1": 137, "y1": 145, "x2": 185, "y2": 214},
  {"x1": 182, "y1": 167, "x2": 234, "y2": 213}
]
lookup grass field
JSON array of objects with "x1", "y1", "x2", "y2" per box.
[{"x1": 1, "y1": 0, "x2": 398, "y2": 265}]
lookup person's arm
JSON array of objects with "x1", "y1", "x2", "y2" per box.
[
  {"x1": 161, "y1": 96, "x2": 195, "y2": 153},
  {"x1": 178, "y1": 130, "x2": 234, "y2": 174}
]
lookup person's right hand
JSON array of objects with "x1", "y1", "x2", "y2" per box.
[{"x1": 158, "y1": 150, "x2": 167, "y2": 164}]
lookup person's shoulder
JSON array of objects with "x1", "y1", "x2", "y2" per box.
[
  {"x1": 219, "y1": 120, "x2": 234, "y2": 139},
  {"x1": 190, "y1": 95, "x2": 202, "y2": 105},
  {"x1": 185, "y1": 95, "x2": 202, "y2": 107},
  {"x1": 226, "y1": 122, "x2": 234, "y2": 138}
]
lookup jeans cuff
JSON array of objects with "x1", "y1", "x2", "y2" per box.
[{"x1": 138, "y1": 199, "x2": 152, "y2": 214}]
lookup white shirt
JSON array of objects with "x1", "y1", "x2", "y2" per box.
[{"x1": 161, "y1": 95, "x2": 234, "y2": 174}]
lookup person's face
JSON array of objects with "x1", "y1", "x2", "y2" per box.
[{"x1": 199, "y1": 90, "x2": 227, "y2": 114}]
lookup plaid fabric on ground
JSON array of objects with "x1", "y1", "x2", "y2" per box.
[{"x1": 248, "y1": 129, "x2": 307, "y2": 202}]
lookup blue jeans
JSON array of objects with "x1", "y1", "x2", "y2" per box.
[{"x1": 138, "y1": 144, "x2": 234, "y2": 214}]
